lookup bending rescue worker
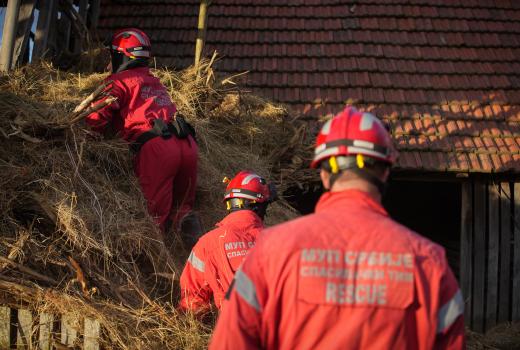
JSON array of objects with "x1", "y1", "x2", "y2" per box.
[
  {"x1": 180, "y1": 171, "x2": 276, "y2": 312},
  {"x1": 85, "y1": 28, "x2": 201, "y2": 244},
  {"x1": 210, "y1": 106, "x2": 465, "y2": 349}
]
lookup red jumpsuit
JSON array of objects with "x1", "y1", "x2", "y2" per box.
[
  {"x1": 210, "y1": 190, "x2": 465, "y2": 350},
  {"x1": 179, "y1": 210, "x2": 264, "y2": 312},
  {"x1": 86, "y1": 67, "x2": 197, "y2": 229}
]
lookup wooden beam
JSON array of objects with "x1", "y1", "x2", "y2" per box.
[
  {"x1": 33, "y1": 0, "x2": 57, "y2": 59},
  {"x1": 194, "y1": 0, "x2": 210, "y2": 67},
  {"x1": 498, "y1": 182, "x2": 512, "y2": 323},
  {"x1": 460, "y1": 180, "x2": 473, "y2": 327},
  {"x1": 473, "y1": 180, "x2": 487, "y2": 332},
  {"x1": 13, "y1": 0, "x2": 37, "y2": 66},
  {"x1": 513, "y1": 183, "x2": 520, "y2": 321},
  {"x1": 0, "y1": 0, "x2": 22, "y2": 71},
  {"x1": 486, "y1": 182, "x2": 500, "y2": 330}
]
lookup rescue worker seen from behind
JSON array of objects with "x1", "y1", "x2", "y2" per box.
[
  {"x1": 210, "y1": 106, "x2": 465, "y2": 350},
  {"x1": 84, "y1": 28, "x2": 201, "y2": 246},
  {"x1": 179, "y1": 171, "x2": 276, "y2": 313}
]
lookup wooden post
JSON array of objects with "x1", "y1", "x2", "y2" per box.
[
  {"x1": 460, "y1": 180, "x2": 473, "y2": 327},
  {"x1": 16, "y1": 309, "x2": 33, "y2": 349},
  {"x1": 0, "y1": 306, "x2": 11, "y2": 349},
  {"x1": 74, "y1": 0, "x2": 88, "y2": 54},
  {"x1": 0, "y1": 0, "x2": 22, "y2": 71},
  {"x1": 194, "y1": 0, "x2": 210, "y2": 68},
  {"x1": 13, "y1": 0, "x2": 37, "y2": 66},
  {"x1": 38, "y1": 313, "x2": 54, "y2": 350},
  {"x1": 33, "y1": 0, "x2": 57, "y2": 59},
  {"x1": 473, "y1": 180, "x2": 487, "y2": 332},
  {"x1": 513, "y1": 183, "x2": 520, "y2": 321},
  {"x1": 498, "y1": 182, "x2": 512, "y2": 323},
  {"x1": 89, "y1": 0, "x2": 101, "y2": 31},
  {"x1": 57, "y1": 11, "x2": 72, "y2": 54},
  {"x1": 486, "y1": 183, "x2": 500, "y2": 330}
]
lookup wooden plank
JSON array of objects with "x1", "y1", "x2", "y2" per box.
[
  {"x1": 33, "y1": 0, "x2": 57, "y2": 59},
  {"x1": 84, "y1": 318, "x2": 100, "y2": 350},
  {"x1": 57, "y1": 14, "x2": 72, "y2": 54},
  {"x1": 16, "y1": 309, "x2": 33, "y2": 349},
  {"x1": 60, "y1": 313, "x2": 77, "y2": 346},
  {"x1": 0, "y1": 0, "x2": 22, "y2": 71},
  {"x1": 460, "y1": 180, "x2": 473, "y2": 327},
  {"x1": 473, "y1": 180, "x2": 487, "y2": 332},
  {"x1": 486, "y1": 183, "x2": 500, "y2": 330},
  {"x1": 513, "y1": 183, "x2": 520, "y2": 321},
  {"x1": 88, "y1": 0, "x2": 100, "y2": 31},
  {"x1": 498, "y1": 182, "x2": 512, "y2": 323},
  {"x1": 74, "y1": 0, "x2": 88, "y2": 54},
  {"x1": 38, "y1": 313, "x2": 53, "y2": 350},
  {"x1": 13, "y1": 0, "x2": 36, "y2": 65},
  {"x1": 0, "y1": 306, "x2": 11, "y2": 349},
  {"x1": 13, "y1": 0, "x2": 37, "y2": 66}
]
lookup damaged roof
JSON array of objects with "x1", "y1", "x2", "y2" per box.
[{"x1": 99, "y1": 0, "x2": 520, "y2": 173}]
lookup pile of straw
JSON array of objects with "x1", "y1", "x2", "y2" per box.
[{"x1": 0, "y1": 58, "x2": 305, "y2": 349}]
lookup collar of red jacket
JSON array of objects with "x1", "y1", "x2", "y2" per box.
[
  {"x1": 216, "y1": 210, "x2": 264, "y2": 229},
  {"x1": 315, "y1": 189, "x2": 389, "y2": 217}
]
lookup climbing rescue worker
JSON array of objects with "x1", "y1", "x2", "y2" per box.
[
  {"x1": 210, "y1": 106, "x2": 465, "y2": 349},
  {"x1": 179, "y1": 171, "x2": 276, "y2": 313},
  {"x1": 85, "y1": 28, "x2": 200, "y2": 243}
]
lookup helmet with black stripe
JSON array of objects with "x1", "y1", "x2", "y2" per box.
[
  {"x1": 223, "y1": 171, "x2": 276, "y2": 217},
  {"x1": 311, "y1": 106, "x2": 397, "y2": 192},
  {"x1": 111, "y1": 28, "x2": 151, "y2": 58},
  {"x1": 311, "y1": 106, "x2": 397, "y2": 170}
]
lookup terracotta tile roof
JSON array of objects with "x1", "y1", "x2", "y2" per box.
[{"x1": 99, "y1": 0, "x2": 520, "y2": 173}]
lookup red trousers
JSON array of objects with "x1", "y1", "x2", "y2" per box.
[{"x1": 134, "y1": 135, "x2": 198, "y2": 231}]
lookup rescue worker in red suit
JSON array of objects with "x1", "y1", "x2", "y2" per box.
[
  {"x1": 85, "y1": 28, "x2": 201, "y2": 244},
  {"x1": 179, "y1": 171, "x2": 276, "y2": 313},
  {"x1": 210, "y1": 106, "x2": 465, "y2": 350}
]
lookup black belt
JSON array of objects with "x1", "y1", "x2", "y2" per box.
[{"x1": 130, "y1": 117, "x2": 196, "y2": 153}]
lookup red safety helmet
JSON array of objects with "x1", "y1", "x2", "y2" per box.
[
  {"x1": 223, "y1": 171, "x2": 272, "y2": 204},
  {"x1": 111, "y1": 28, "x2": 151, "y2": 58},
  {"x1": 311, "y1": 106, "x2": 397, "y2": 170}
]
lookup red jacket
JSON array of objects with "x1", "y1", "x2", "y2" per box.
[
  {"x1": 85, "y1": 67, "x2": 176, "y2": 142},
  {"x1": 179, "y1": 210, "x2": 264, "y2": 312},
  {"x1": 210, "y1": 190, "x2": 465, "y2": 350}
]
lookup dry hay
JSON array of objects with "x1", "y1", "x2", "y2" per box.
[
  {"x1": 0, "y1": 58, "x2": 306, "y2": 349},
  {"x1": 467, "y1": 323, "x2": 520, "y2": 350}
]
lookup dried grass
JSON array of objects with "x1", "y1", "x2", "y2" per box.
[{"x1": 0, "y1": 58, "x2": 305, "y2": 349}]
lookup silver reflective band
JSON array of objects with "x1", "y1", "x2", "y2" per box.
[
  {"x1": 235, "y1": 269, "x2": 261, "y2": 312},
  {"x1": 437, "y1": 289, "x2": 464, "y2": 333},
  {"x1": 188, "y1": 251, "x2": 205, "y2": 272}
]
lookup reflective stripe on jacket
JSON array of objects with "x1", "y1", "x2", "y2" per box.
[
  {"x1": 179, "y1": 210, "x2": 264, "y2": 312},
  {"x1": 210, "y1": 190, "x2": 465, "y2": 350}
]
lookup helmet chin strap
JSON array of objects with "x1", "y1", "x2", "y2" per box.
[{"x1": 226, "y1": 199, "x2": 268, "y2": 220}]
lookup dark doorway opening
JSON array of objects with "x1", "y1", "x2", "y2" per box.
[{"x1": 383, "y1": 180, "x2": 462, "y2": 278}]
